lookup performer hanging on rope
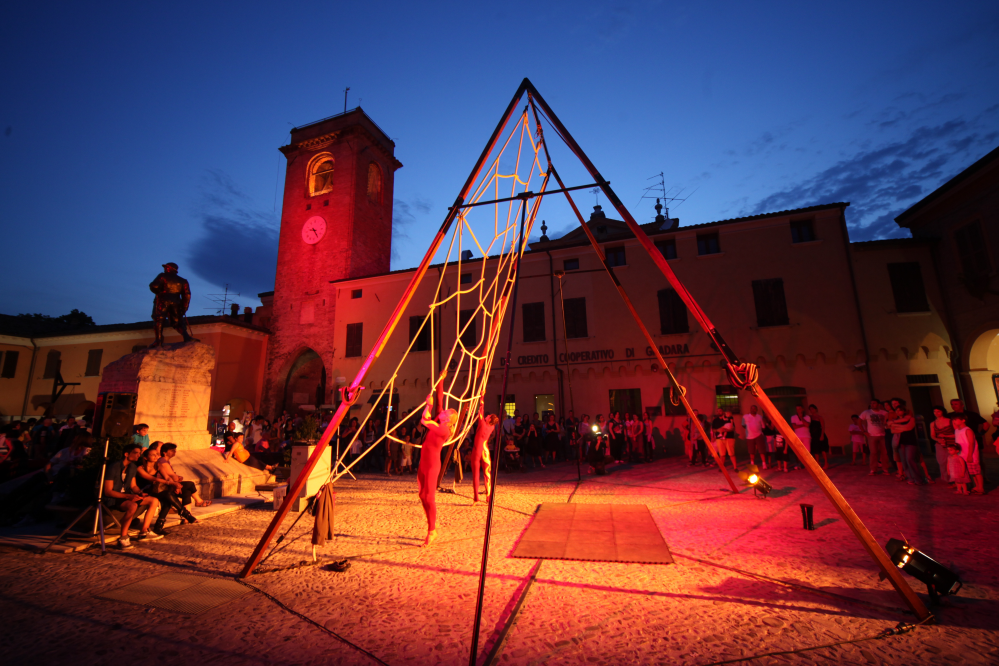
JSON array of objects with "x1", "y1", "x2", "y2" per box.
[
  {"x1": 418, "y1": 390, "x2": 458, "y2": 546},
  {"x1": 470, "y1": 403, "x2": 499, "y2": 503}
]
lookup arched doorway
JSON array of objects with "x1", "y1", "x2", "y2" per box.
[
  {"x1": 967, "y1": 328, "x2": 999, "y2": 418},
  {"x1": 283, "y1": 349, "x2": 327, "y2": 415}
]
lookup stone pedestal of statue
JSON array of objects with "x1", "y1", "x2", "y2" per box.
[
  {"x1": 98, "y1": 341, "x2": 270, "y2": 498},
  {"x1": 100, "y1": 342, "x2": 215, "y2": 450}
]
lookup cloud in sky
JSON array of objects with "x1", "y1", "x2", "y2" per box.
[
  {"x1": 747, "y1": 110, "x2": 999, "y2": 240},
  {"x1": 187, "y1": 170, "x2": 279, "y2": 298},
  {"x1": 392, "y1": 195, "x2": 432, "y2": 262}
]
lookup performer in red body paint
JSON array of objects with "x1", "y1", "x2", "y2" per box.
[
  {"x1": 418, "y1": 390, "x2": 458, "y2": 546},
  {"x1": 471, "y1": 403, "x2": 499, "y2": 503}
]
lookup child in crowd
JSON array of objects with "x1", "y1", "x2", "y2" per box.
[
  {"x1": 952, "y1": 414, "x2": 984, "y2": 494},
  {"x1": 773, "y1": 433, "x2": 789, "y2": 472},
  {"x1": 946, "y1": 444, "x2": 969, "y2": 495},
  {"x1": 762, "y1": 419, "x2": 776, "y2": 470},
  {"x1": 849, "y1": 415, "x2": 868, "y2": 466}
]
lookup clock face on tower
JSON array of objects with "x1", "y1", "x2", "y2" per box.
[{"x1": 301, "y1": 216, "x2": 327, "y2": 245}]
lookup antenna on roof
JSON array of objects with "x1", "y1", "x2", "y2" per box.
[
  {"x1": 637, "y1": 172, "x2": 689, "y2": 228},
  {"x1": 344, "y1": 86, "x2": 350, "y2": 114},
  {"x1": 204, "y1": 284, "x2": 240, "y2": 316}
]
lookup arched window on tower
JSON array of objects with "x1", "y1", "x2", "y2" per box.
[
  {"x1": 367, "y1": 162, "x2": 382, "y2": 204},
  {"x1": 310, "y1": 155, "x2": 334, "y2": 196}
]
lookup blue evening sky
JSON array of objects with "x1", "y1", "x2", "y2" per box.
[{"x1": 1, "y1": 1, "x2": 997, "y2": 325}]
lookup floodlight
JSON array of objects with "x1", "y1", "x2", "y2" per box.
[
  {"x1": 884, "y1": 538, "x2": 961, "y2": 603},
  {"x1": 747, "y1": 473, "x2": 772, "y2": 498},
  {"x1": 592, "y1": 425, "x2": 599, "y2": 433}
]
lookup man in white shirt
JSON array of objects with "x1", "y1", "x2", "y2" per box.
[
  {"x1": 859, "y1": 399, "x2": 889, "y2": 475},
  {"x1": 742, "y1": 405, "x2": 766, "y2": 469}
]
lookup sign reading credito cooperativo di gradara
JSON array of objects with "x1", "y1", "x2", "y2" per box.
[{"x1": 501, "y1": 343, "x2": 696, "y2": 367}]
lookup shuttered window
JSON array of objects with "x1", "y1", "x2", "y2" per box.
[
  {"x1": 522, "y1": 302, "x2": 545, "y2": 342},
  {"x1": 409, "y1": 315, "x2": 431, "y2": 352},
  {"x1": 43, "y1": 350, "x2": 61, "y2": 379},
  {"x1": 954, "y1": 221, "x2": 992, "y2": 276},
  {"x1": 563, "y1": 298, "x2": 588, "y2": 338},
  {"x1": 459, "y1": 310, "x2": 477, "y2": 348},
  {"x1": 752, "y1": 278, "x2": 789, "y2": 327},
  {"x1": 85, "y1": 349, "x2": 103, "y2": 376},
  {"x1": 887, "y1": 262, "x2": 930, "y2": 313},
  {"x1": 1, "y1": 351, "x2": 18, "y2": 378},
  {"x1": 345, "y1": 323, "x2": 363, "y2": 357},
  {"x1": 657, "y1": 288, "x2": 689, "y2": 334}
]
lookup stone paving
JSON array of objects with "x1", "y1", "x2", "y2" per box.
[{"x1": 1, "y1": 452, "x2": 998, "y2": 666}]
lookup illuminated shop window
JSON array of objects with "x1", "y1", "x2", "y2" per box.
[{"x1": 715, "y1": 385, "x2": 740, "y2": 413}]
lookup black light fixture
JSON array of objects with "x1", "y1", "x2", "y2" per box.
[
  {"x1": 883, "y1": 538, "x2": 961, "y2": 603},
  {"x1": 747, "y1": 473, "x2": 772, "y2": 499}
]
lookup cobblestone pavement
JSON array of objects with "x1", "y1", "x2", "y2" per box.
[{"x1": 1, "y1": 453, "x2": 998, "y2": 666}]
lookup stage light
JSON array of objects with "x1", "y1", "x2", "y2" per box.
[
  {"x1": 747, "y1": 473, "x2": 772, "y2": 498},
  {"x1": 592, "y1": 425, "x2": 600, "y2": 433},
  {"x1": 884, "y1": 538, "x2": 961, "y2": 603}
]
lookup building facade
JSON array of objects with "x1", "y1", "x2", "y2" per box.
[
  {"x1": 4, "y1": 111, "x2": 986, "y2": 452},
  {"x1": 276, "y1": 201, "x2": 958, "y2": 449},
  {"x1": 895, "y1": 144, "x2": 999, "y2": 419},
  {"x1": 0, "y1": 315, "x2": 269, "y2": 422}
]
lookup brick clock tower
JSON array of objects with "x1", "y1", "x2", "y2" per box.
[{"x1": 260, "y1": 109, "x2": 401, "y2": 416}]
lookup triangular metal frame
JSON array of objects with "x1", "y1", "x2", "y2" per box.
[{"x1": 239, "y1": 78, "x2": 931, "y2": 666}]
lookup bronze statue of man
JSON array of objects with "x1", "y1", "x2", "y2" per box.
[{"x1": 149, "y1": 262, "x2": 196, "y2": 347}]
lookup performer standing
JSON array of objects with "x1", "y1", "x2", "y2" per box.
[
  {"x1": 148, "y1": 262, "x2": 197, "y2": 347},
  {"x1": 471, "y1": 403, "x2": 499, "y2": 503},
  {"x1": 417, "y1": 391, "x2": 458, "y2": 546}
]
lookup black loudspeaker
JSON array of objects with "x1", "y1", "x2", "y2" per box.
[{"x1": 95, "y1": 392, "x2": 137, "y2": 438}]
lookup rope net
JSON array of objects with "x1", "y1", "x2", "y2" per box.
[{"x1": 328, "y1": 109, "x2": 550, "y2": 481}]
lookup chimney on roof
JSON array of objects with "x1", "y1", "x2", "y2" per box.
[
  {"x1": 589, "y1": 205, "x2": 606, "y2": 221},
  {"x1": 460, "y1": 249, "x2": 473, "y2": 261},
  {"x1": 243, "y1": 306, "x2": 253, "y2": 324},
  {"x1": 655, "y1": 198, "x2": 679, "y2": 231},
  {"x1": 230, "y1": 303, "x2": 239, "y2": 317}
]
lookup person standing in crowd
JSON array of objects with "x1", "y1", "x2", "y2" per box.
[
  {"x1": 604, "y1": 412, "x2": 618, "y2": 462},
  {"x1": 711, "y1": 408, "x2": 737, "y2": 471},
  {"x1": 930, "y1": 407, "x2": 955, "y2": 483},
  {"x1": 542, "y1": 414, "x2": 561, "y2": 465},
  {"x1": 886, "y1": 400, "x2": 904, "y2": 478},
  {"x1": 849, "y1": 415, "x2": 868, "y2": 466},
  {"x1": 807, "y1": 404, "x2": 830, "y2": 469},
  {"x1": 790, "y1": 405, "x2": 811, "y2": 470},
  {"x1": 946, "y1": 443, "x2": 970, "y2": 494},
  {"x1": 32, "y1": 417, "x2": 57, "y2": 460},
  {"x1": 952, "y1": 414, "x2": 984, "y2": 494},
  {"x1": 762, "y1": 417, "x2": 777, "y2": 470},
  {"x1": 525, "y1": 415, "x2": 544, "y2": 469},
  {"x1": 642, "y1": 412, "x2": 654, "y2": 462},
  {"x1": 741, "y1": 405, "x2": 765, "y2": 469},
  {"x1": 890, "y1": 399, "x2": 925, "y2": 485},
  {"x1": 561, "y1": 411, "x2": 577, "y2": 461},
  {"x1": 687, "y1": 409, "x2": 710, "y2": 466},
  {"x1": 773, "y1": 429, "x2": 789, "y2": 472},
  {"x1": 991, "y1": 403, "x2": 999, "y2": 452},
  {"x1": 947, "y1": 399, "x2": 988, "y2": 448},
  {"x1": 860, "y1": 399, "x2": 889, "y2": 476}
]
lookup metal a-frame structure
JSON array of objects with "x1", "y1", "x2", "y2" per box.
[{"x1": 239, "y1": 79, "x2": 931, "y2": 666}]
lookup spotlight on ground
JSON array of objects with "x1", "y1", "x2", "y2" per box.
[
  {"x1": 883, "y1": 538, "x2": 961, "y2": 603},
  {"x1": 747, "y1": 473, "x2": 772, "y2": 499}
]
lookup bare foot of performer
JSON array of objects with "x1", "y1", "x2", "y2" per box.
[
  {"x1": 417, "y1": 391, "x2": 458, "y2": 546},
  {"x1": 471, "y1": 403, "x2": 499, "y2": 503}
]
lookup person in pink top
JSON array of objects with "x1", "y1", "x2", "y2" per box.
[
  {"x1": 418, "y1": 392, "x2": 458, "y2": 546},
  {"x1": 952, "y1": 414, "x2": 983, "y2": 495}
]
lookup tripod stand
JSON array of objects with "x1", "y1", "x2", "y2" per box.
[{"x1": 44, "y1": 435, "x2": 120, "y2": 555}]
